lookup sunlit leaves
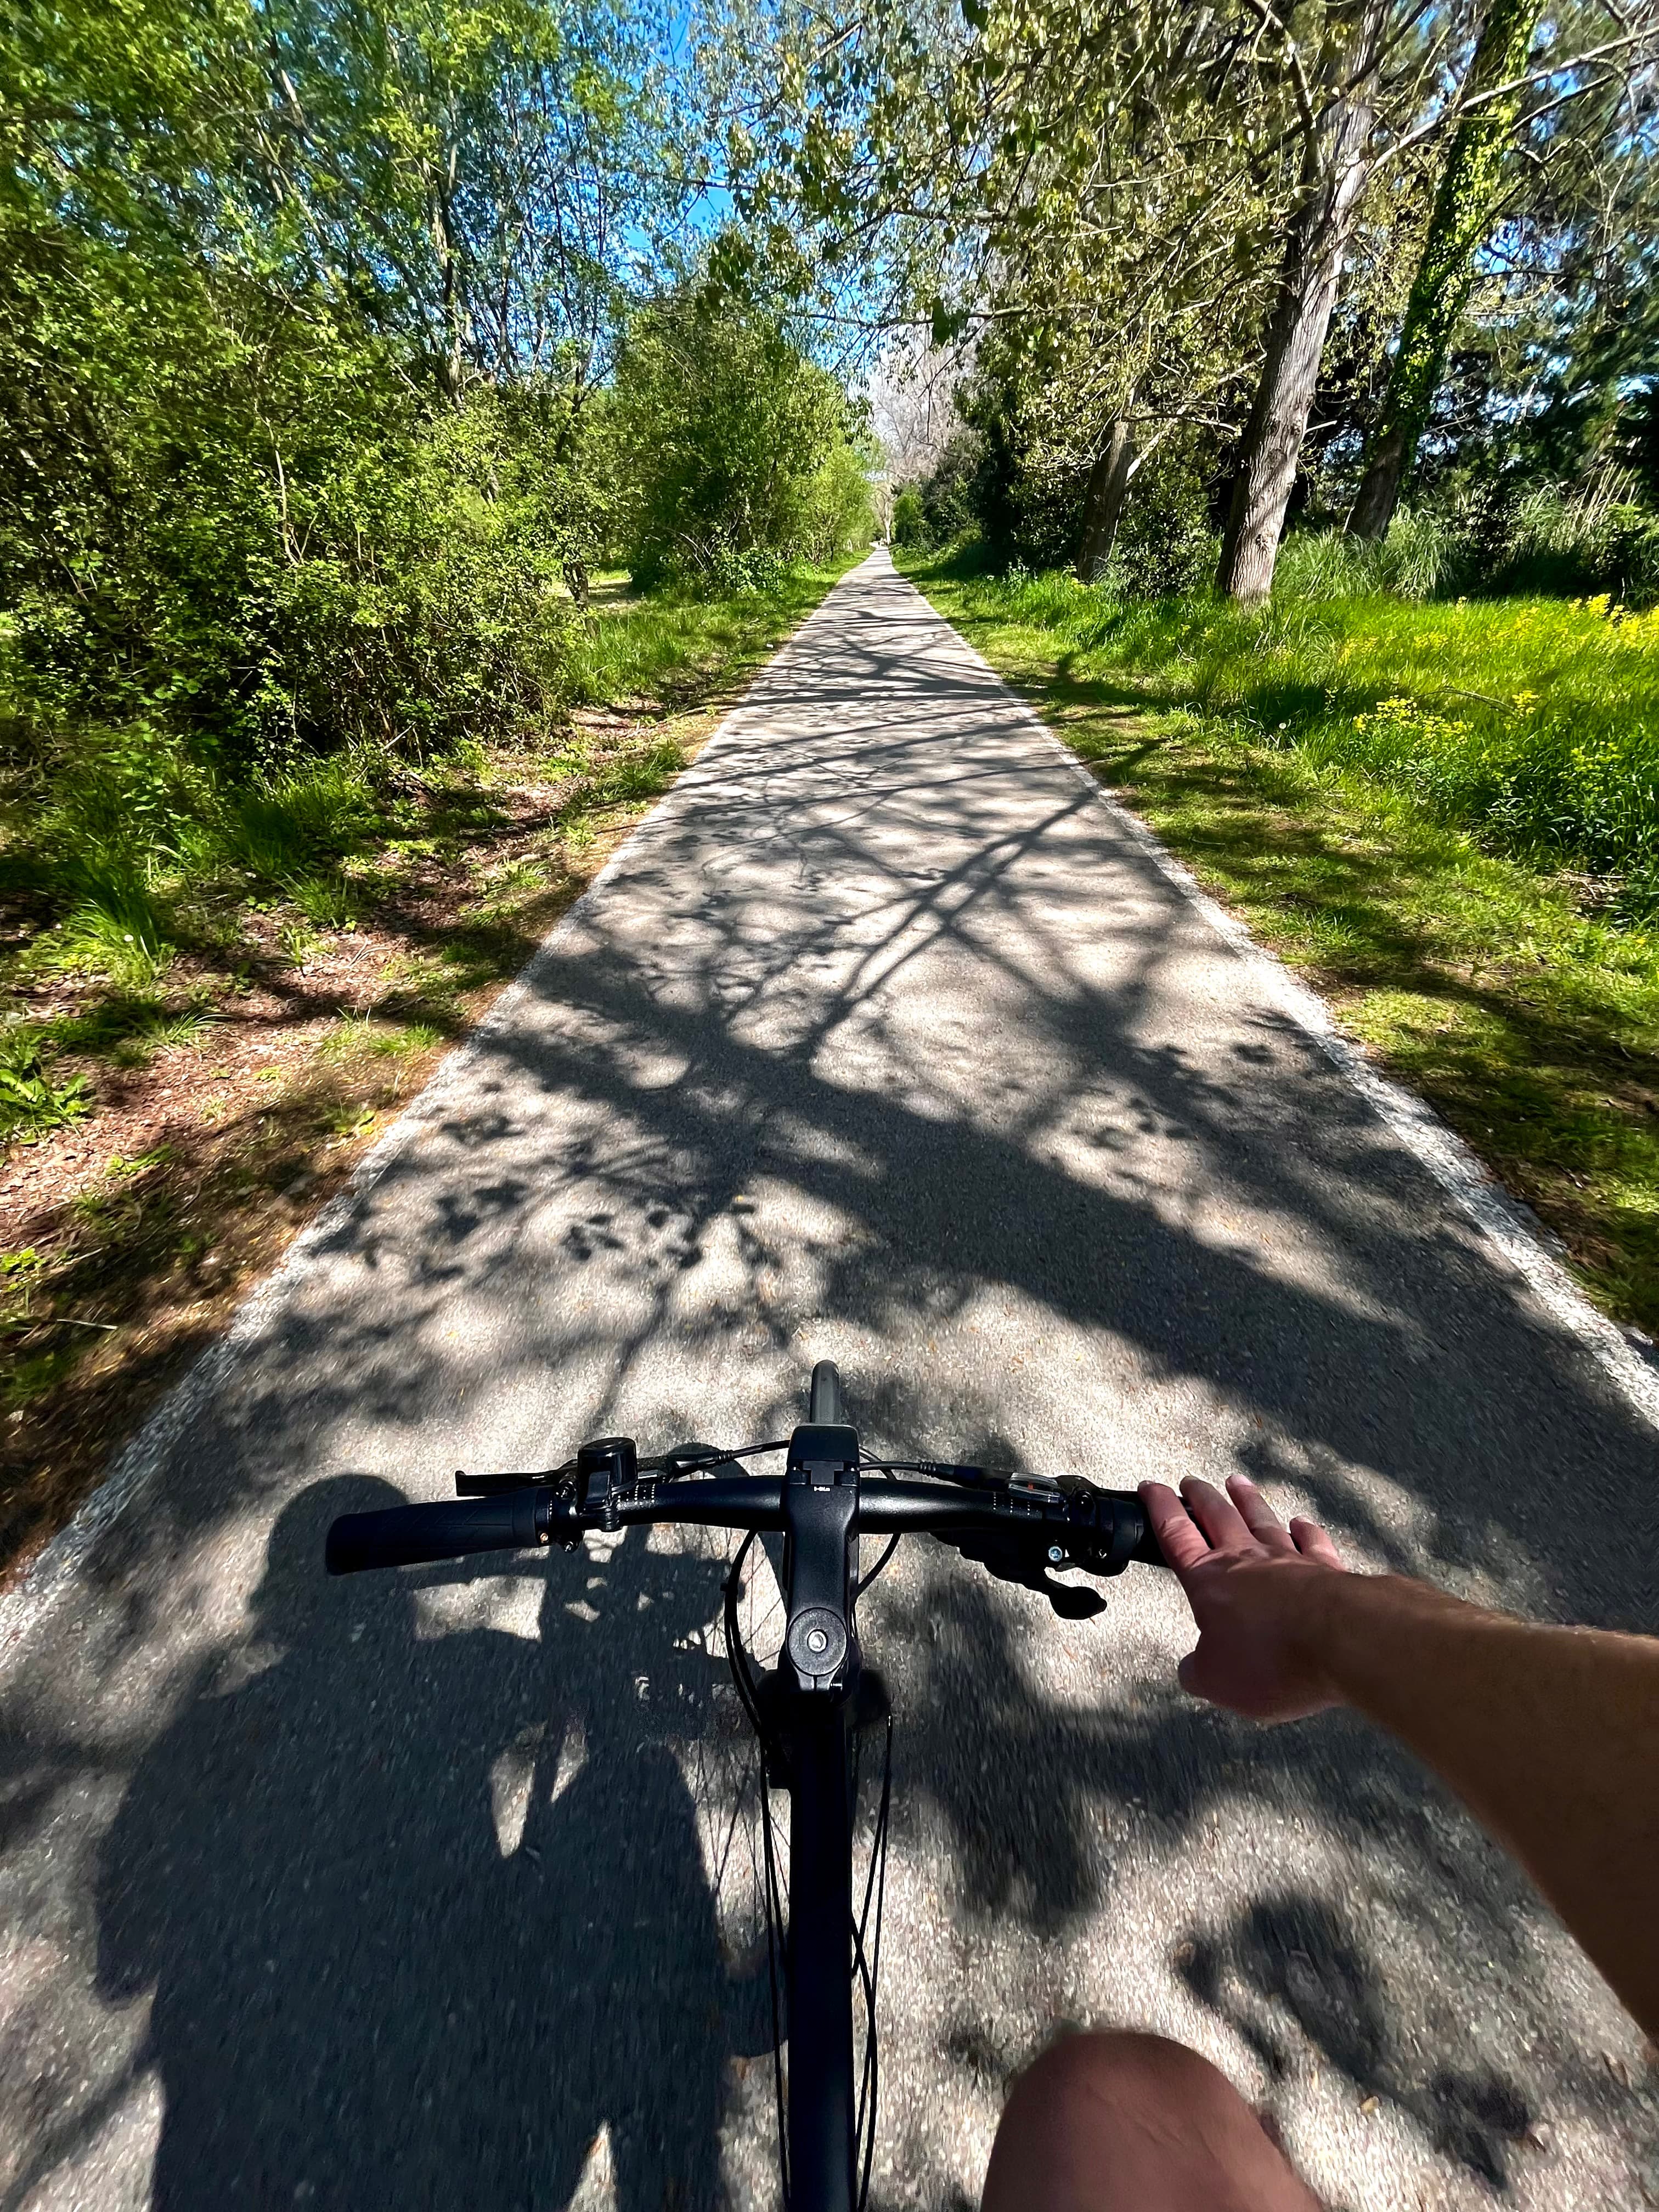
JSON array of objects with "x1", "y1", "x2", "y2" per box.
[
  {"x1": 0, "y1": 0, "x2": 710, "y2": 763},
  {"x1": 606, "y1": 279, "x2": 874, "y2": 578}
]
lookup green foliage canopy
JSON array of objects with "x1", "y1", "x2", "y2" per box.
[
  {"x1": 608, "y1": 286, "x2": 874, "y2": 584},
  {"x1": 1, "y1": 0, "x2": 877, "y2": 787}
]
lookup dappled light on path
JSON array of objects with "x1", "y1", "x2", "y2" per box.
[{"x1": 1, "y1": 554, "x2": 1654, "y2": 2211}]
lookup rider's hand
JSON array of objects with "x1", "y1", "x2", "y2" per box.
[{"x1": 1138, "y1": 1475, "x2": 1348, "y2": 1723}]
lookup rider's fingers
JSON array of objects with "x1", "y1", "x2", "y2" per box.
[
  {"x1": 1178, "y1": 1475, "x2": 1256, "y2": 1555},
  {"x1": 1139, "y1": 1481, "x2": 1211, "y2": 1574},
  {"x1": 1289, "y1": 1515, "x2": 1346, "y2": 1570},
  {"x1": 1224, "y1": 1474, "x2": 1299, "y2": 1555}
]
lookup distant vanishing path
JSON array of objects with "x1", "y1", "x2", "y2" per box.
[{"x1": 2, "y1": 550, "x2": 1655, "y2": 2212}]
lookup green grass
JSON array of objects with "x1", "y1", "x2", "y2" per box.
[
  {"x1": 562, "y1": 564, "x2": 844, "y2": 706},
  {"x1": 951, "y1": 545, "x2": 1659, "y2": 898},
  {"x1": 902, "y1": 548, "x2": 1659, "y2": 1339}
]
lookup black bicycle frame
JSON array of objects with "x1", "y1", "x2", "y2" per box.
[
  {"x1": 771, "y1": 1419, "x2": 864, "y2": 2212},
  {"x1": 786, "y1": 1701, "x2": 857, "y2": 2212}
]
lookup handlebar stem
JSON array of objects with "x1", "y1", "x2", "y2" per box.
[{"x1": 781, "y1": 1426, "x2": 861, "y2": 1695}]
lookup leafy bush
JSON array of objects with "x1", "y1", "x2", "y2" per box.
[
  {"x1": 0, "y1": 1026, "x2": 92, "y2": 1141},
  {"x1": 915, "y1": 402, "x2": 1220, "y2": 592},
  {"x1": 917, "y1": 433, "x2": 983, "y2": 550},
  {"x1": 1107, "y1": 461, "x2": 1220, "y2": 600},
  {"x1": 891, "y1": 488, "x2": 929, "y2": 548},
  {"x1": 956, "y1": 405, "x2": 1083, "y2": 573},
  {"x1": 610, "y1": 290, "x2": 874, "y2": 585},
  {"x1": 246, "y1": 399, "x2": 579, "y2": 762},
  {"x1": 699, "y1": 545, "x2": 791, "y2": 594}
]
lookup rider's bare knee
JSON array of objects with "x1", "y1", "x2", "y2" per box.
[
  {"x1": 982, "y1": 2029, "x2": 1322, "y2": 2212},
  {"x1": 1030, "y1": 2027, "x2": 1214, "y2": 2104}
]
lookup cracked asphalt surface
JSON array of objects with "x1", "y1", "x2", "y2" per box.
[{"x1": 2, "y1": 550, "x2": 1656, "y2": 2211}]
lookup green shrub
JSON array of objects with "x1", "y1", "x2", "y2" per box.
[
  {"x1": 891, "y1": 488, "x2": 929, "y2": 549},
  {"x1": 611, "y1": 289, "x2": 873, "y2": 584},
  {"x1": 0, "y1": 1025, "x2": 92, "y2": 1141},
  {"x1": 697, "y1": 544, "x2": 791, "y2": 594},
  {"x1": 247, "y1": 402, "x2": 577, "y2": 763},
  {"x1": 917, "y1": 433, "x2": 983, "y2": 551},
  {"x1": 1107, "y1": 473, "x2": 1219, "y2": 601}
]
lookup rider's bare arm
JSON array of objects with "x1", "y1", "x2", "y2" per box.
[{"x1": 1140, "y1": 1473, "x2": 1659, "y2": 2041}]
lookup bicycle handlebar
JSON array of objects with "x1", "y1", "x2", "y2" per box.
[
  {"x1": 325, "y1": 1471, "x2": 1170, "y2": 1576},
  {"x1": 321, "y1": 1388, "x2": 1172, "y2": 2212},
  {"x1": 325, "y1": 1489, "x2": 548, "y2": 1573}
]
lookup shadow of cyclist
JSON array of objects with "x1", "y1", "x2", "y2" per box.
[
  {"x1": 94, "y1": 1477, "x2": 565, "y2": 2209},
  {"x1": 94, "y1": 1481, "x2": 763, "y2": 2211},
  {"x1": 507, "y1": 1537, "x2": 770, "y2": 2212}
]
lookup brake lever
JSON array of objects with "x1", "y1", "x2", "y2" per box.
[
  {"x1": 454, "y1": 1462, "x2": 578, "y2": 1496},
  {"x1": 456, "y1": 1443, "x2": 747, "y2": 1496},
  {"x1": 652, "y1": 1442, "x2": 746, "y2": 1477},
  {"x1": 936, "y1": 1528, "x2": 1108, "y2": 1620}
]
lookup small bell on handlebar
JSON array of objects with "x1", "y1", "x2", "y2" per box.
[{"x1": 575, "y1": 1436, "x2": 638, "y2": 1516}]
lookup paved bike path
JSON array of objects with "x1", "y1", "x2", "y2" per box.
[{"x1": 2, "y1": 551, "x2": 1655, "y2": 2211}]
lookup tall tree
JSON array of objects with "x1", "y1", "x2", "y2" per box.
[
  {"x1": 1076, "y1": 422, "x2": 1136, "y2": 580},
  {"x1": 1216, "y1": 0, "x2": 1656, "y2": 597},
  {"x1": 1217, "y1": 0, "x2": 1389, "y2": 603},
  {"x1": 1346, "y1": 0, "x2": 1541, "y2": 540},
  {"x1": 712, "y1": 0, "x2": 1656, "y2": 595}
]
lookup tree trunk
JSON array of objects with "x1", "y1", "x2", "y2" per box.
[
  {"x1": 1217, "y1": 2, "x2": 1386, "y2": 605},
  {"x1": 1075, "y1": 420, "x2": 1136, "y2": 582},
  {"x1": 1348, "y1": 0, "x2": 1540, "y2": 540}
]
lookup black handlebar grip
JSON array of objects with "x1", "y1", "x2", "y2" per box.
[
  {"x1": 1130, "y1": 1504, "x2": 1169, "y2": 1568},
  {"x1": 1106, "y1": 1491, "x2": 1170, "y2": 1570},
  {"x1": 325, "y1": 1491, "x2": 544, "y2": 1574}
]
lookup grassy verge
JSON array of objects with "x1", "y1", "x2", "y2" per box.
[
  {"x1": 0, "y1": 563, "x2": 848, "y2": 1578},
  {"x1": 901, "y1": 550, "x2": 1659, "y2": 1342}
]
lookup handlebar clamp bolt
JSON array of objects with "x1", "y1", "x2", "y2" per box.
[{"x1": 786, "y1": 1606, "x2": 848, "y2": 1681}]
